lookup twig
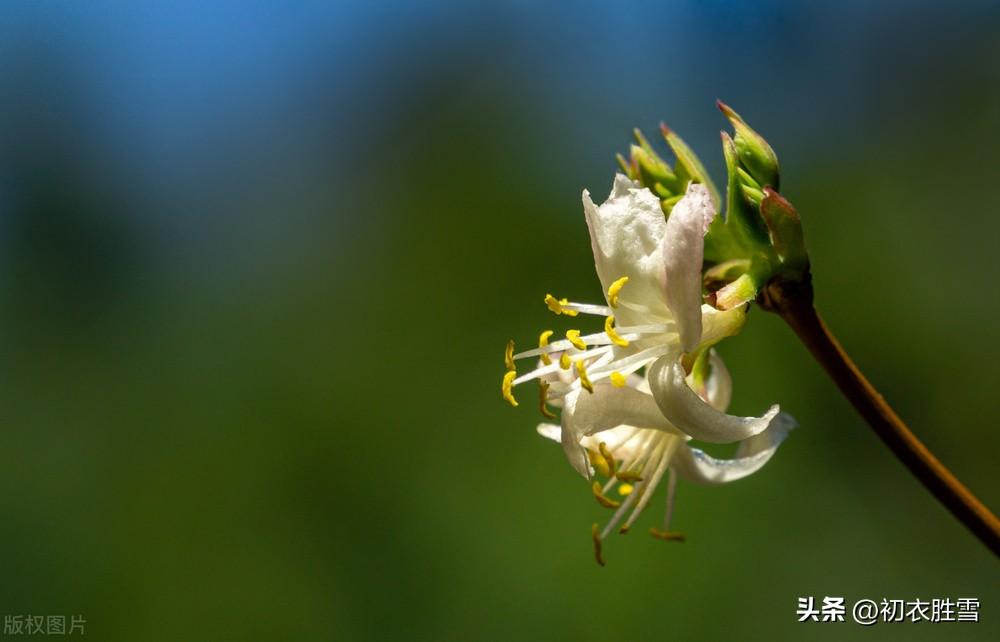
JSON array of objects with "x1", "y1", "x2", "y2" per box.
[{"x1": 759, "y1": 272, "x2": 1000, "y2": 557}]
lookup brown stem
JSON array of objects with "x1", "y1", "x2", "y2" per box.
[{"x1": 760, "y1": 273, "x2": 1000, "y2": 557}]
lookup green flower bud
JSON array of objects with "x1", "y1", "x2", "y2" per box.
[
  {"x1": 613, "y1": 103, "x2": 810, "y2": 312},
  {"x1": 619, "y1": 125, "x2": 718, "y2": 215},
  {"x1": 717, "y1": 100, "x2": 779, "y2": 190},
  {"x1": 721, "y1": 130, "x2": 769, "y2": 249}
]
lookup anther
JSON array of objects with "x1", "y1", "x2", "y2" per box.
[
  {"x1": 615, "y1": 470, "x2": 644, "y2": 483},
  {"x1": 559, "y1": 353, "x2": 571, "y2": 370},
  {"x1": 538, "y1": 330, "x2": 554, "y2": 366},
  {"x1": 607, "y1": 276, "x2": 629, "y2": 308},
  {"x1": 587, "y1": 449, "x2": 610, "y2": 478},
  {"x1": 545, "y1": 294, "x2": 579, "y2": 317},
  {"x1": 604, "y1": 316, "x2": 630, "y2": 347},
  {"x1": 575, "y1": 360, "x2": 594, "y2": 393},
  {"x1": 538, "y1": 380, "x2": 556, "y2": 420},
  {"x1": 565, "y1": 329, "x2": 586, "y2": 351},
  {"x1": 598, "y1": 442, "x2": 617, "y2": 478},
  {"x1": 649, "y1": 528, "x2": 686, "y2": 542},
  {"x1": 591, "y1": 523, "x2": 606, "y2": 567},
  {"x1": 504, "y1": 339, "x2": 516, "y2": 371},
  {"x1": 592, "y1": 481, "x2": 621, "y2": 508},
  {"x1": 502, "y1": 371, "x2": 518, "y2": 407},
  {"x1": 610, "y1": 372, "x2": 627, "y2": 387},
  {"x1": 618, "y1": 483, "x2": 634, "y2": 496}
]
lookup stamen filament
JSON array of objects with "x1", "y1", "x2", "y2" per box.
[
  {"x1": 601, "y1": 440, "x2": 665, "y2": 539},
  {"x1": 621, "y1": 438, "x2": 680, "y2": 533},
  {"x1": 512, "y1": 346, "x2": 612, "y2": 386},
  {"x1": 513, "y1": 331, "x2": 647, "y2": 360}
]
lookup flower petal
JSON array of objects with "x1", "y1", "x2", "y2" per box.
[
  {"x1": 559, "y1": 384, "x2": 684, "y2": 477},
  {"x1": 663, "y1": 182, "x2": 717, "y2": 353},
  {"x1": 704, "y1": 350, "x2": 732, "y2": 412},
  {"x1": 648, "y1": 354, "x2": 779, "y2": 443},
  {"x1": 672, "y1": 412, "x2": 796, "y2": 484},
  {"x1": 583, "y1": 174, "x2": 672, "y2": 326}
]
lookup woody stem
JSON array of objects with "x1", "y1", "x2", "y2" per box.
[{"x1": 760, "y1": 272, "x2": 1000, "y2": 557}]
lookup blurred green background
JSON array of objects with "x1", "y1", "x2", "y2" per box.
[{"x1": 0, "y1": 1, "x2": 997, "y2": 640}]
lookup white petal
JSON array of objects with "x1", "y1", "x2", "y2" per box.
[
  {"x1": 560, "y1": 384, "x2": 684, "y2": 477},
  {"x1": 539, "y1": 422, "x2": 653, "y2": 466},
  {"x1": 583, "y1": 174, "x2": 672, "y2": 326},
  {"x1": 663, "y1": 182, "x2": 717, "y2": 353},
  {"x1": 704, "y1": 350, "x2": 732, "y2": 412},
  {"x1": 647, "y1": 355, "x2": 779, "y2": 443},
  {"x1": 672, "y1": 412, "x2": 796, "y2": 484},
  {"x1": 536, "y1": 423, "x2": 562, "y2": 443}
]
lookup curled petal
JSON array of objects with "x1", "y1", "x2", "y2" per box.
[
  {"x1": 583, "y1": 175, "x2": 672, "y2": 325},
  {"x1": 672, "y1": 412, "x2": 796, "y2": 484},
  {"x1": 663, "y1": 183, "x2": 716, "y2": 352},
  {"x1": 536, "y1": 423, "x2": 562, "y2": 443},
  {"x1": 704, "y1": 350, "x2": 732, "y2": 412},
  {"x1": 559, "y1": 385, "x2": 684, "y2": 477},
  {"x1": 648, "y1": 355, "x2": 779, "y2": 443}
]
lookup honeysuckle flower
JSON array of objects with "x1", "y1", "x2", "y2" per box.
[{"x1": 501, "y1": 174, "x2": 796, "y2": 564}]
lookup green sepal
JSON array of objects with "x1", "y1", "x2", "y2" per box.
[{"x1": 759, "y1": 187, "x2": 808, "y2": 273}]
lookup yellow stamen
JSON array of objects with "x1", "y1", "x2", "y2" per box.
[
  {"x1": 598, "y1": 442, "x2": 617, "y2": 479},
  {"x1": 610, "y1": 371, "x2": 627, "y2": 388},
  {"x1": 618, "y1": 483, "x2": 634, "y2": 496},
  {"x1": 615, "y1": 470, "x2": 644, "y2": 483},
  {"x1": 587, "y1": 449, "x2": 610, "y2": 478},
  {"x1": 501, "y1": 370, "x2": 518, "y2": 407},
  {"x1": 607, "y1": 276, "x2": 629, "y2": 308},
  {"x1": 592, "y1": 481, "x2": 620, "y2": 508},
  {"x1": 604, "y1": 316, "x2": 629, "y2": 347},
  {"x1": 504, "y1": 339, "x2": 516, "y2": 372},
  {"x1": 591, "y1": 523, "x2": 605, "y2": 567},
  {"x1": 538, "y1": 330, "x2": 554, "y2": 366},
  {"x1": 650, "y1": 528, "x2": 686, "y2": 542},
  {"x1": 538, "y1": 380, "x2": 556, "y2": 420},
  {"x1": 565, "y1": 329, "x2": 586, "y2": 351},
  {"x1": 575, "y1": 360, "x2": 594, "y2": 393},
  {"x1": 544, "y1": 294, "x2": 579, "y2": 317},
  {"x1": 559, "y1": 353, "x2": 571, "y2": 370}
]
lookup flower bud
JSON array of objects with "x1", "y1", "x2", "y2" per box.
[
  {"x1": 717, "y1": 100, "x2": 779, "y2": 190},
  {"x1": 619, "y1": 126, "x2": 719, "y2": 215}
]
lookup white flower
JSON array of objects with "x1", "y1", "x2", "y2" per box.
[{"x1": 502, "y1": 175, "x2": 795, "y2": 564}]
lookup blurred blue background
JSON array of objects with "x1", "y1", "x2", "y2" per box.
[{"x1": 0, "y1": 1, "x2": 998, "y2": 640}]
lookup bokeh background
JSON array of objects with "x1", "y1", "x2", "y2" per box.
[{"x1": 1, "y1": 1, "x2": 998, "y2": 640}]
